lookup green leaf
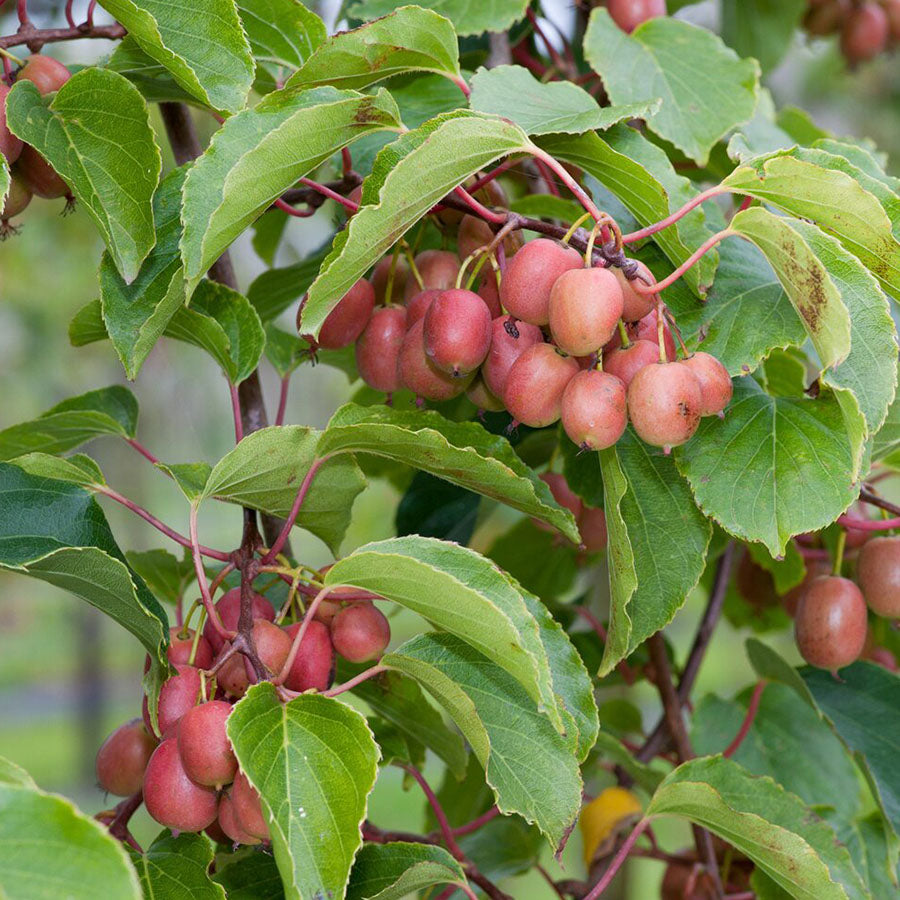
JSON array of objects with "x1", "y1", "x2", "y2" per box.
[
  {"x1": 227, "y1": 684, "x2": 379, "y2": 900},
  {"x1": 212, "y1": 851, "x2": 284, "y2": 898},
  {"x1": 130, "y1": 831, "x2": 224, "y2": 900},
  {"x1": 0, "y1": 755, "x2": 35, "y2": 788},
  {"x1": 346, "y1": 843, "x2": 466, "y2": 900},
  {"x1": 0, "y1": 156, "x2": 9, "y2": 209},
  {"x1": 326, "y1": 535, "x2": 565, "y2": 733},
  {"x1": 872, "y1": 367, "x2": 900, "y2": 463},
  {"x1": 319, "y1": 403, "x2": 579, "y2": 540},
  {"x1": 469, "y1": 65, "x2": 659, "y2": 136},
  {"x1": 106, "y1": 37, "x2": 199, "y2": 105},
  {"x1": 247, "y1": 248, "x2": 330, "y2": 322},
  {"x1": 598, "y1": 428, "x2": 712, "y2": 675},
  {"x1": 288, "y1": 6, "x2": 463, "y2": 92},
  {"x1": 336, "y1": 659, "x2": 467, "y2": 777},
  {"x1": 384, "y1": 633, "x2": 582, "y2": 849},
  {"x1": 9, "y1": 452, "x2": 105, "y2": 487},
  {"x1": 0, "y1": 775, "x2": 141, "y2": 900},
  {"x1": 238, "y1": 0, "x2": 326, "y2": 80},
  {"x1": 647, "y1": 756, "x2": 868, "y2": 900},
  {"x1": 396, "y1": 471, "x2": 480, "y2": 544},
  {"x1": 347, "y1": 0, "x2": 529, "y2": 36},
  {"x1": 125, "y1": 549, "x2": 195, "y2": 606},
  {"x1": 583, "y1": 10, "x2": 759, "y2": 165},
  {"x1": 593, "y1": 733, "x2": 663, "y2": 794},
  {"x1": 157, "y1": 462, "x2": 213, "y2": 502},
  {"x1": 6, "y1": 70, "x2": 160, "y2": 283},
  {"x1": 0, "y1": 386, "x2": 138, "y2": 461},
  {"x1": 857, "y1": 813, "x2": 899, "y2": 899},
  {"x1": 180, "y1": 86, "x2": 400, "y2": 293},
  {"x1": 69, "y1": 299, "x2": 109, "y2": 347},
  {"x1": 97, "y1": 0, "x2": 254, "y2": 113},
  {"x1": 720, "y1": 0, "x2": 806, "y2": 73},
  {"x1": 487, "y1": 519, "x2": 578, "y2": 601},
  {"x1": 202, "y1": 425, "x2": 365, "y2": 554},
  {"x1": 302, "y1": 111, "x2": 531, "y2": 337},
  {"x1": 164, "y1": 280, "x2": 265, "y2": 384},
  {"x1": 723, "y1": 152, "x2": 900, "y2": 301},
  {"x1": 367, "y1": 716, "x2": 425, "y2": 769},
  {"x1": 99, "y1": 167, "x2": 186, "y2": 380},
  {"x1": 264, "y1": 325, "x2": 307, "y2": 378},
  {"x1": 675, "y1": 378, "x2": 857, "y2": 557}
]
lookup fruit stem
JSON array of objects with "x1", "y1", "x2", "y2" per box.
[
  {"x1": 657, "y1": 311, "x2": 668, "y2": 363},
  {"x1": 621, "y1": 186, "x2": 729, "y2": 244},
  {"x1": 262, "y1": 455, "x2": 331, "y2": 563},
  {"x1": 466, "y1": 158, "x2": 522, "y2": 195},
  {"x1": 402, "y1": 764, "x2": 467, "y2": 862},
  {"x1": 208, "y1": 561, "x2": 236, "y2": 599},
  {"x1": 456, "y1": 247, "x2": 489, "y2": 290},
  {"x1": 323, "y1": 663, "x2": 388, "y2": 697},
  {"x1": 582, "y1": 817, "x2": 651, "y2": 899},
  {"x1": 561, "y1": 212, "x2": 593, "y2": 245},
  {"x1": 0, "y1": 45, "x2": 24, "y2": 65},
  {"x1": 663, "y1": 306, "x2": 690, "y2": 358},
  {"x1": 187, "y1": 609, "x2": 206, "y2": 666},
  {"x1": 832, "y1": 529, "x2": 847, "y2": 575},
  {"x1": 189, "y1": 503, "x2": 231, "y2": 640},
  {"x1": 404, "y1": 244, "x2": 425, "y2": 291},
  {"x1": 454, "y1": 185, "x2": 507, "y2": 225},
  {"x1": 722, "y1": 681, "x2": 766, "y2": 758},
  {"x1": 180, "y1": 598, "x2": 201, "y2": 635},
  {"x1": 124, "y1": 436, "x2": 161, "y2": 466},
  {"x1": 616, "y1": 319, "x2": 631, "y2": 348},
  {"x1": 275, "y1": 375, "x2": 290, "y2": 426},
  {"x1": 298, "y1": 176, "x2": 359, "y2": 213},
  {"x1": 274, "y1": 583, "x2": 342, "y2": 685}
]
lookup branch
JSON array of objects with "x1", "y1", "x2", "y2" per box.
[
  {"x1": 402, "y1": 764, "x2": 466, "y2": 861},
  {"x1": 859, "y1": 486, "x2": 900, "y2": 516},
  {"x1": 0, "y1": 21, "x2": 125, "y2": 51}
]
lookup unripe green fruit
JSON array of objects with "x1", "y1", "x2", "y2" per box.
[
  {"x1": 549, "y1": 267, "x2": 625, "y2": 356},
  {"x1": 331, "y1": 601, "x2": 391, "y2": 663},
  {"x1": 504, "y1": 343, "x2": 579, "y2": 427},
  {"x1": 18, "y1": 145, "x2": 69, "y2": 199},
  {"x1": 403, "y1": 250, "x2": 459, "y2": 302},
  {"x1": 681, "y1": 352, "x2": 732, "y2": 417},
  {"x1": 398, "y1": 318, "x2": 473, "y2": 401},
  {"x1": 626, "y1": 361, "x2": 702, "y2": 449},
  {"x1": 613, "y1": 261, "x2": 658, "y2": 322},
  {"x1": 218, "y1": 788, "x2": 261, "y2": 846},
  {"x1": 231, "y1": 771, "x2": 269, "y2": 840},
  {"x1": 157, "y1": 664, "x2": 202, "y2": 738},
  {"x1": 283, "y1": 620, "x2": 335, "y2": 692},
  {"x1": 856, "y1": 536, "x2": 900, "y2": 618},
  {"x1": 560, "y1": 369, "x2": 627, "y2": 451},
  {"x1": 840, "y1": 2, "x2": 889, "y2": 62},
  {"x1": 203, "y1": 587, "x2": 274, "y2": 654},
  {"x1": 603, "y1": 339, "x2": 658, "y2": 388},
  {"x1": 305, "y1": 278, "x2": 375, "y2": 349},
  {"x1": 499, "y1": 238, "x2": 582, "y2": 325},
  {"x1": 17, "y1": 55, "x2": 71, "y2": 94},
  {"x1": 795, "y1": 575, "x2": 867, "y2": 670},
  {"x1": 355, "y1": 305, "x2": 407, "y2": 394},
  {"x1": 482, "y1": 315, "x2": 544, "y2": 398},
  {"x1": 143, "y1": 739, "x2": 218, "y2": 833},
  {"x1": 0, "y1": 84, "x2": 23, "y2": 164},
  {"x1": 423, "y1": 288, "x2": 492, "y2": 376},
  {"x1": 177, "y1": 700, "x2": 237, "y2": 788},
  {"x1": 607, "y1": 0, "x2": 667, "y2": 32},
  {"x1": 95, "y1": 719, "x2": 157, "y2": 797}
]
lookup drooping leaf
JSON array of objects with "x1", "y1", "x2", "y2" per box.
[
  {"x1": 469, "y1": 65, "x2": 659, "y2": 136},
  {"x1": 583, "y1": 10, "x2": 759, "y2": 165},
  {"x1": 8, "y1": 452, "x2": 105, "y2": 488},
  {"x1": 288, "y1": 6, "x2": 463, "y2": 92},
  {"x1": 720, "y1": 0, "x2": 806, "y2": 73},
  {"x1": 384, "y1": 633, "x2": 583, "y2": 848},
  {"x1": 97, "y1": 0, "x2": 254, "y2": 113},
  {"x1": 326, "y1": 535, "x2": 565, "y2": 733},
  {"x1": 0, "y1": 771, "x2": 141, "y2": 900},
  {"x1": 346, "y1": 843, "x2": 467, "y2": 900},
  {"x1": 302, "y1": 112, "x2": 532, "y2": 336},
  {"x1": 130, "y1": 831, "x2": 224, "y2": 900},
  {"x1": 6, "y1": 71, "x2": 160, "y2": 282},
  {"x1": 319, "y1": 403, "x2": 579, "y2": 540},
  {"x1": 227, "y1": 685, "x2": 379, "y2": 900},
  {"x1": 647, "y1": 756, "x2": 868, "y2": 900},
  {"x1": 675, "y1": 378, "x2": 857, "y2": 557},
  {"x1": 180, "y1": 86, "x2": 401, "y2": 293},
  {"x1": 0, "y1": 157, "x2": 9, "y2": 209},
  {"x1": 202, "y1": 426, "x2": 366, "y2": 554},
  {"x1": 347, "y1": 0, "x2": 529, "y2": 36},
  {"x1": 599, "y1": 429, "x2": 712, "y2": 675},
  {"x1": 0, "y1": 386, "x2": 138, "y2": 461},
  {"x1": 106, "y1": 37, "x2": 200, "y2": 105}
]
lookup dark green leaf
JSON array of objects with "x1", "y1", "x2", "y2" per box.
[
  {"x1": 246, "y1": 248, "x2": 330, "y2": 322},
  {"x1": 130, "y1": 831, "x2": 224, "y2": 900},
  {"x1": 720, "y1": 0, "x2": 806, "y2": 73},
  {"x1": 396, "y1": 471, "x2": 480, "y2": 544},
  {"x1": 125, "y1": 549, "x2": 195, "y2": 606},
  {"x1": 346, "y1": 843, "x2": 466, "y2": 900},
  {"x1": 487, "y1": 519, "x2": 578, "y2": 601}
]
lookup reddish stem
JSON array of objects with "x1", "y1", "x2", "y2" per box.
[
  {"x1": 621, "y1": 186, "x2": 728, "y2": 244},
  {"x1": 452, "y1": 75, "x2": 471, "y2": 98},
  {"x1": 528, "y1": 147, "x2": 603, "y2": 224},
  {"x1": 584, "y1": 818, "x2": 651, "y2": 899},
  {"x1": 85, "y1": 0, "x2": 97, "y2": 26},
  {"x1": 633, "y1": 229, "x2": 734, "y2": 294},
  {"x1": 274, "y1": 197, "x2": 316, "y2": 218},
  {"x1": 189, "y1": 504, "x2": 231, "y2": 640},
  {"x1": 526, "y1": 8, "x2": 567, "y2": 72},
  {"x1": 230, "y1": 383, "x2": 244, "y2": 443},
  {"x1": 275, "y1": 376, "x2": 290, "y2": 426},
  {"x1": 454, "y1": 186, "x2": 507, "y2": 224},
  {"x1": 324, "y1": 663, "x2": 387, "y2": 697},
  {"x1": 97, "y1": 486, "x2": 231, "y2": 561},
  {"x1": 795, "y1": 544, "x2": 832, "y2": 560},
  {"x1": 534, "y1": 157, "x2": 561, "y2": 196},
  {"x1": 0, "y1": 21, "x2": 124, "y2": 49},
  {"x1": 124, "y1": 436, "x2": 160, "y2": 466},
  {"x1": 64, "y1": 0, "x2": 76, "y2": 28},
  {"x1": 298, "y1": 177, "x2": 359, "y2": 212},
  {"x1": 402, "y1": 764, "x2": 466, "y2": 861},
  {"x1": 275, "y1": 584, "x2": 339, "y2": 685},
  {"x1": 467, "y1": 158, "x2": 521, "y2": 195},
  {"x1": 451, "y1": 805, "x2": 500, "y2": 837},
  {"x1": 723, "y1": 681, "x2": 766, "y2": 758},
  {"x1": 341, "y1": 146, "x2": 353, "y2": 177},
  {"x1": 16, "y1": 0, "x2": 30, "y2": 26},
  {"x1": 262, "y1": 455, "x2": 330, "y2": 562},
  {"x1": 837, "y1": 514, "x2": 900, "y2": 531},
  {"x1": 736, "y1": 195, "x2": 753, "y2": 213}
]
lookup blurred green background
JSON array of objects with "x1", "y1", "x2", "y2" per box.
[{"x1": 1, "y1": 2, "x2": 898, "y2": 897}]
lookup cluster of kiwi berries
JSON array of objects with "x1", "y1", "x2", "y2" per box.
[
  {"x1": 95, "y1": 581, "x2": 390, "y2": 840},
  {"x1": 300, "y1": 216, "x2": 732, "y2": 454},
  {"x1": 804, "y1": 0, "x2": 900, "y2": 63},
  {"x1": 0, "y1": 54, "x2": 73, "y2": 236}
]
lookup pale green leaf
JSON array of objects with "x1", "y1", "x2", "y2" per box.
[
  {"x1": 347, "y1": 0, "x2": 529, "y2": 36},
  {"x1": 346, "y1": 843, "x2": 466, "y2": 900},
  {"x1": 238, "y1": 0, "x2": 326, "y2": 78},
  {"x1": 8, "y1": 452, "x2": 105, "y2": 487}
]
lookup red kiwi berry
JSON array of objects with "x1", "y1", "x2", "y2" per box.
[
  {"x1": 548, "y1": 267, "x2": 625, "y2": 356},
  {"x1": 841, "y1": 2, "x2": 889, "y2": 62},
  {"x1": 0, "y1": 84, "x2": 23, "y2": 164},
  {"x1": 143, "y1": 739, "x2": 218, "y2": 833},
  {"x1": 218, "y1": 619, "x2": 293, "y2": 697},
  {"x1": 18, "y1": 145, "x2": 69, "y2": 199},
  {"x1": 423, "y1": 288, "x2": 492, "y2": 376},
  {"x1": 282, "y1": 620, "x2": 335, "y2": 692},
  {"x1": 626, "y1": 361, "x2": 702, "y2": 449},
  {"x1": 177, "y1": 700, "x2": 237, "y2": 788},
  {"x1": 218, "y1": 788, "x2": 261, "y2": 846},
  {"x1": 540, "y1": 472, "x2": 583, "y2": 522},
  {"x1": 613, "y1": 261, "x2": 659, "y2": 322},
  {"x1": 603, "y1": 339, "x2": 658, "y2": 388},
  {"x1": 560, "y1": 369, "x2": 627, "y2": 451},
  {"x1": 231, "y1": 771, "x2": 269, "y2": 840},
  {"x1": 607, "y1": 0, "x2": 667, "y2": 32},
  {"x1": 305, "y1": 278, "x2": 375, "y2": 350},
  {"x1": 167, "y1": 625, "x2": 213, "y2": 669},
  {"x1": 504, "y1": 343, "x2": 579, "y2": 427},
  {"x1": 578, "y1": 506, "x2": 607, "y2": 552},
  {"x1": 17, "y1": 54, "x2": 71, "y2": 93},
  {"x1": 403, "y1": 250, "x2": 459, "y2": 301},
  {"x1": 681, "y1": 351, "x2": 733, "y2": 417},
  {"x1": 482, "y1": 315, "x2": 544, "y2": 398},
  {"x1": 499, "y1": 238, "x2": 582, "y2": 325},
  {"x1": 476, "y1": 270, "x2": 502, "y2": 318},
  {"x1": 856, "y1": 536, "x2": 900, "y2": 618},
  {"x1": 405, "y1": 289, "x2": 440, "y2": 326},
  {"x1": 95, "y1": 719, "x2": 157, "y2": 797},
  {"x1": 782, "y1": 557, "x2": 832, "y2": 618},
  {"x1": 355, "y1": 305, "x2": 407, "y2": 394},
  {"x1": 203, "y1": 587, "x2": 274, "y2": 654},
  {"x1": 331, "y1": 601, "x2": 391, "y2": 663},
  {"x1": 795, "y1": 575, "x2": 868, "y2": 670},
  {"x1": 466, "y1": 377, "x2": 505, "y2": 412},
  {"x1": 157, "y1": 664, "x2": 202, "y2": 738},
  {"x1": 398, "y1": 318, "x2": 473, "y2": 402}
]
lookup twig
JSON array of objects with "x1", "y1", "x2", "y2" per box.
[
  {"x1": 582, "y1": 818, "x2": 651, "y2": 899},
  {"x1": 275, "y1": 376, "x2": 290, "y2": 426},
  {"x1": 621, "y1": 187, "x2": 728, "y2": 244},
  {"x1": 262, "y1": 455, "x2": 330, "y2": 563},
  {"x1": 859, "y1": 486, "x2": 900, "y2": 516},
  {"x1": 102, "y1": 790, "x2": 143, "y2": 853},
  {"x1": 0, "y1": 20, "x2": 125, "y2": 50},
  {"x1": 124, "y1": 437, "x2": 160, "y2": 466},
  {"x1": 402, "y1": 764, "x2": 466, "y2": 861},
  {"x1": 723, "y1": 682, "x2": 766, "y2": 758},
  {"x1": 323, "y1": 663, "x2": 387, "y2": 697},
  {"x1": 189, "y1": 504, "x2": 231, "y2": 641},
  {"x1": 451, "y1": 805, "x2": 500, "y2": 837},
  {"x1": 632, "y1": 229, "x2": 734, "y2": 294}
]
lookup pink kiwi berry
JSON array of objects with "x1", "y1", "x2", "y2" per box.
[
  {"x1": 607, "y1": 0, "x2": 667, "y2": 32},
  {"x1": 560, "y1": 369, "x2": 627, "y2": 451},
  {"x1": 504, "y1": 343, "x2": 579, "y2": 427},
  {"x1": 231, "y1": 771, "x2": 269, "y2": 840},
  {"x1": 794, "y1": 576, "x2": 868, "y2": 670},
  {"x1": 304, "y1": 278, "x2": 375, "y2": 349},
  {"x1": 626, "y1": 361, "x2": 702, "y2": 449},
  {"x1": 177, "y1": 700, "x2": 237, "y2": 788},
  {"x1": 398, "y1": 318, "x2": 473, "y2": 401},
  {"x1": 143, "y1": 739, "x2": 218, "y2": 833},
  {"x1": 403, "y1": 250, "x2": 459, "y2": 301},
  {"x1": 548, "y1": 267, "x2": 625, "y2": 356},
  {"x1": 423, "y1": 288, "x2": 492, "y2": 376},
  {"x1": 482, "y1": 315, "x2": 544, "y2": 398},
  {"x1": 157, "y1": 664, "x2": 202, "y2": 738},
  {"x1": 355, "y1": 305, "x2": 407, "y2": 394},
  {"x1": 603, "y1": 339, "x2": 659, "y2": 388},
  {"x1": 203, "y1": 587, "x2": 274, "y2": 654},
  {"x1": 330, "y1": 602, "x2": 391, "y2": 663},
  {"x1": 681, "y1": 352, "x2": 732, "y2": 417},
  {"x1": 578, "y1": 506, "x2": 607, "y2": 552},
  {"x1": 613, "y1": 261, "x2": 659, "y2": 322},
  {"x1": 499, "y1": 238, "x2": 583, "y2": 325},
  {"x1": 282, "y1": 620, "x2": 335, "y2": 692},
  {"x1": 95, "y1": 719, "x2": 157, "y2": 797}
]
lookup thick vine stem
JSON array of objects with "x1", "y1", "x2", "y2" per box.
[
  {"x1": 235, "y1": 508, "x2": 266, "y2": 682},
  {"x1": 0, "y1": 21, "x2": 125, "y2": 51}
]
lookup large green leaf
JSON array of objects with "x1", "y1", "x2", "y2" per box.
[
  {"x1": 130, "y1": 831, "x2": 224, "y2": 900},
  {"x1": 302, "y1": 111, "x2": 531, "y2": 336},
  {"x1": 228, "y1": 685, "x2": 379, "y2": 900},
  {"x1": 583, "y1": 10, "x2": 759, "y2": 165},
  {"x1": 6, "y1": 70, "x2": 160, "y2": 282},
  {"x1": 598, "y1": 429, "x2": 712, "y2": 675},
  {"x1": 180, "y1": 86, "x2": 401, "y2": 293},
  {"x1": 469, "y1": 65, "x2": 658, "y2": 136},
  {"x1": 720, "y1": 0, "x2": 806, "y2": 73},
  {"x1": 238, "y1": 0, "x2": 326, "y2": 79},
  {"x1": 106, "y1": 37, "x2": 201, "y2": 105},
  {"x1": 346, "y1": 843, "x2": 466, "y2": 900},
  {"x1": 246, "y1": 248, "x2": 331, "y2": 322},
  {"x1": 723, "y1": 152, "x2": 900, "y2": 301},
  {"x1": 647, "y1": 756, "x2": 868, "y2": 900},
  {"x1": 319, "y1": 403, "x2": 579, "y2": 541},
  {"x1": 97, "y1": 0, "x2": 253, "y2": 113},
  {"x1": 201, "y1": 426, "x2": 366, "y2": 554},
  {"x1": 212, "y1": 851, "x2": 284, "y2": 900},
  {"x1": 326, "y1": 535, "x2": 564, "y2": 734},
  {"x1": 384, "y1": 633, "x2": 582, "y2": 848},
  {"x1": 288, "y1": 6, "x2": 463, "y2": 92},
  {"x1": 0, "y1": 768, "x2": 141, "y2": 900},
  {"x1": 0, "y1": 386, "x2": 138, "y2": 461},
  {"x1": 347, "y1": 0, "x2": 529, "y2": 36},
  {"x1": 675, "y1": 378, "x2": 857, "y2": 557},
  {"x1": 99, "y1": 167, "x2": 186, "y2": 379}
]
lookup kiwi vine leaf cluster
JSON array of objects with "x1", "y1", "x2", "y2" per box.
[{"x1": 1, "y1": 1, "x2": 900, "y2": 899}]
